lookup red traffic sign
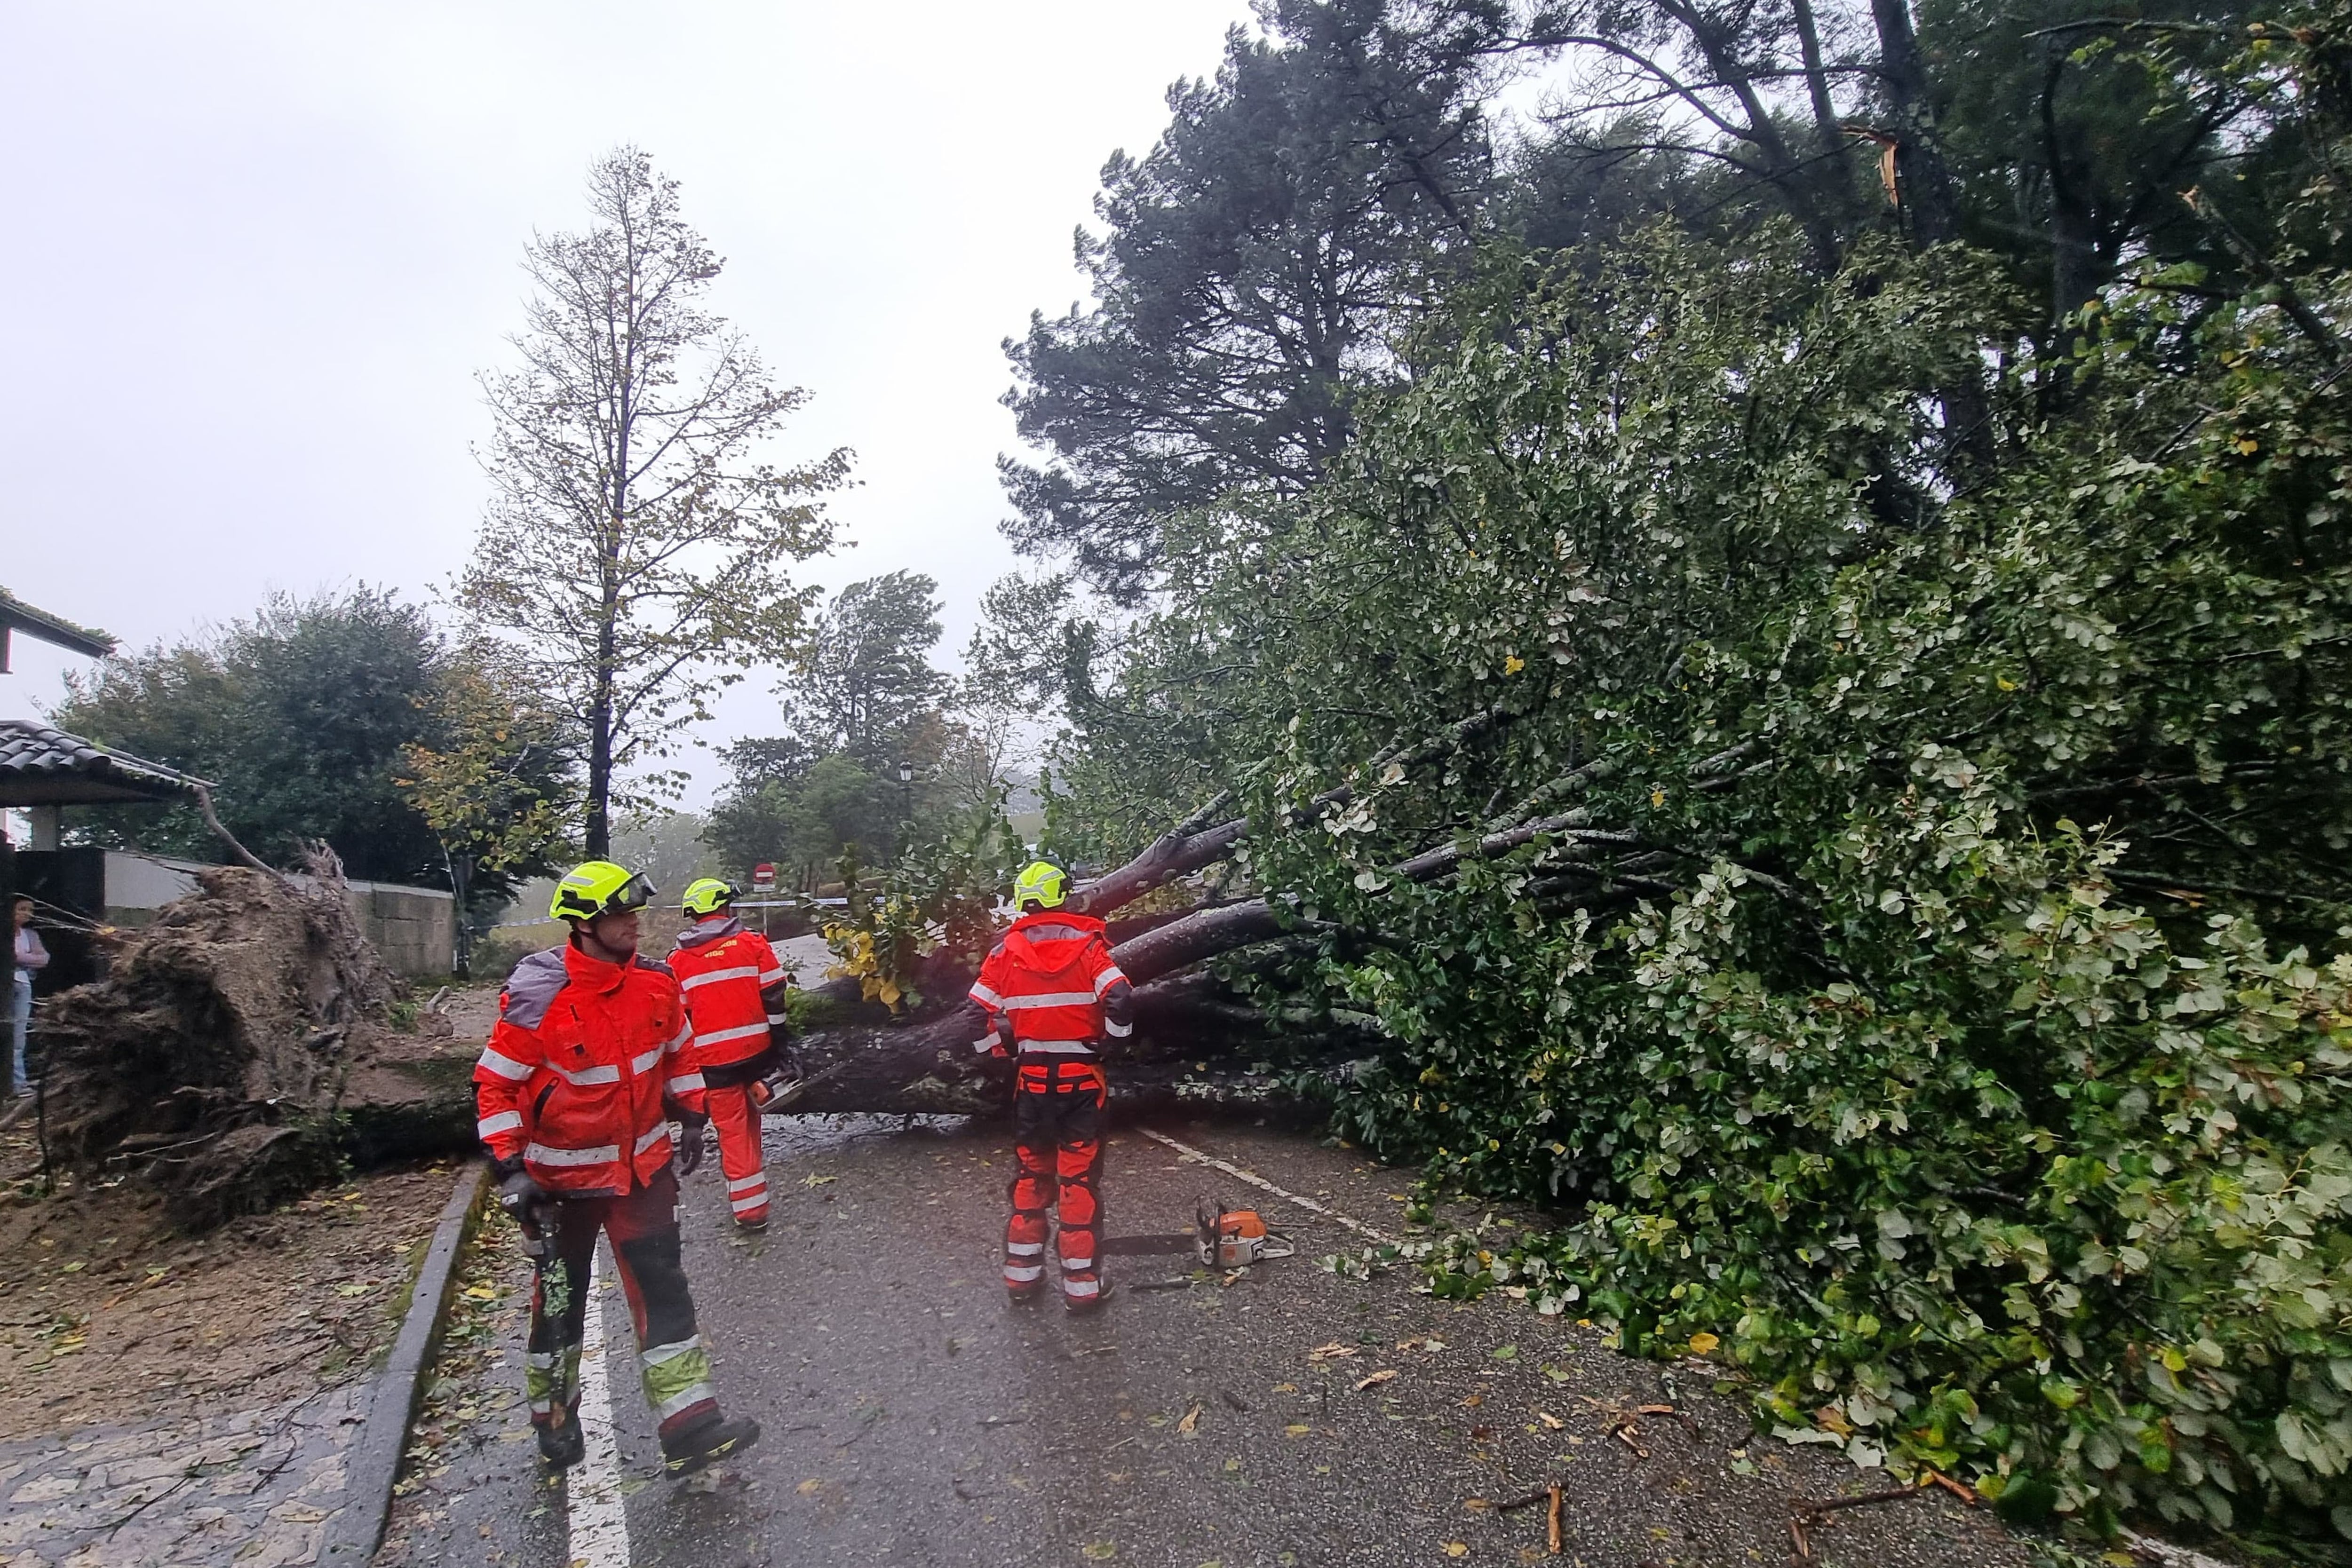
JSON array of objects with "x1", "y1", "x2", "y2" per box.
[{"x1": 751, "y1": 863, "x2": 777, "y2": 891}]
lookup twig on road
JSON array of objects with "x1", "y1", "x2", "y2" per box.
[{"x1": 1786, "y1": 1483, "x2": 1926, "y2": 1565}]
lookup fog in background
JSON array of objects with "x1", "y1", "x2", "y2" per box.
[{"x1": 0, "y1": 1, "x2": 1251, "y2": 802}]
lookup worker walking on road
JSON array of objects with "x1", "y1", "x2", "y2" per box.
[
  {"x1": 473, "y1": 860, "x2": 761, "y2": 1475},
  {"x1": 666, "y1": 878, "x2": 797, "y2": 1230},
  {"x1": 962, "y1": 861, "x2": 1134, "y2": 1314}
]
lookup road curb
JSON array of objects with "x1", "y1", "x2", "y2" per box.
[{"x1": 322, "y1": 1157, "x2": 491, "y2": 1565}]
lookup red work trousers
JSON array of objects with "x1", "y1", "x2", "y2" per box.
[
  {"x1": 704, "y1": 1080, "x2": 769, "y2": 1226},
  {"x1": 523, "y1": 1167, "x2": 721, "y2": 1446},
  {"x1": 1005, "y1": 1056, "x2": 1106, "y2": 1307}
]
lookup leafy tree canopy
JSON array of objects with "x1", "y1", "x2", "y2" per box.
[
  {"x1": 996, "y1": 3, "x2": 2352, "y2": 1547},
  {"x1": 55, "y1": 588, "x2": 571, "y2": 908}
]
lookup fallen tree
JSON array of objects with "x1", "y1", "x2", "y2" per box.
[{"x1": 35, "y1": 862, "x2": 468, "y2": 1229}]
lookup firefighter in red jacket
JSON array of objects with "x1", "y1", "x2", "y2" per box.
[
  {"x1": 666, "y1": 879, "x2": 796, "y2": 1230},
  {"x1": 473, "y1": 860, "x2": 760, "y2": 1475},
  {"x1": 961, "y1": 861, "x2": 1134, "y2": 1313}
]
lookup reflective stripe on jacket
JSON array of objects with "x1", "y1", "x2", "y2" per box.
[
  {"x1": 967, "y1": 910, "x2": 1131, "y2": 1053},
  {"x1": 665, "y1": 916, "x2": 792, "y2": 1071},
  {"x1": 472, "y1": 943, "x2": 703, "y2": 1195}
]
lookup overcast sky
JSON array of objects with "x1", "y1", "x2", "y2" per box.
[{"x1": 0, "y1": 1, "x2": 1252, "y2": 803}]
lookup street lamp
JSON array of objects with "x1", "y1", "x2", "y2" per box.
[{"x1": 895, "y1": 761, "x2": 914, "y2": 855}]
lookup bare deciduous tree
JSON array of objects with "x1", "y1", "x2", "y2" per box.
[{"x1": 462, "y1": 146, "x2": 850, "y2": 855}]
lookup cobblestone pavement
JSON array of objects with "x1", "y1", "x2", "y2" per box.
[{"x1": 0, "y1": 1381, "x2": 370, "y2": 1568}]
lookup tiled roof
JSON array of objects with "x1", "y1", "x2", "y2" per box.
[{"x1": 0, "y1": 719, "x2": 209, "y2": 807}]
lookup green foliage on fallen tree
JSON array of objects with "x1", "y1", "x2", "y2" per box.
[{"x1": 1051, "y1": 180, "x2": 2352, "y2": 1553}]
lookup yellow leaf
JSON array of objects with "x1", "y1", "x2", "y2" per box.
[
  {"x1": 1650, "y1": 788, "x2": 1666, "y2": 807},
  {"x1": 2237, "y1": 437, "x2": 2260, "y2": 455},
  {"x1": 1688, "y1": 1332, "x2": 1720, "y2": 1355},
  {"x1": 1443, "y1": 1544, "x2": 1470, "y2": 1558},
  {"x1": 1082, "y1": 1544, "x2": 1117, "y2": 1561},
  {"x1": 797, "y1": 1478, "x2": 823, "y2": 1495},
  {"x1": 465, "y1": 1284, "x2": 497, "y2": 1301},
  {"x1": 1177, "y1": 1403, "x2": 1202, "y2": 1435},
  {"x1": 1502, "y1": 654, "x2": 1525, "y2": 676},
  {"x1": 1284, "y1": 1423, "x2": 1311, "y2": 1437}
]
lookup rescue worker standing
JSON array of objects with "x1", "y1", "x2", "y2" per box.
[
  {"x1": 665, "y1": 879, "x2": 796, "y2": 1230},
  {"x1": 962, "y1": 861, "x2": 1134, "y2": 1313},
  {"x1": 473, "y1": 860, "x2": 761, "y2": 1474}
]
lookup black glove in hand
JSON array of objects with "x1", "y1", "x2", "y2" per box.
[
  {"x1": 673, "y1": 1116, "x2": 709, "y2": 1177},
  {"x1": 498, "y1": 1169, "x2": 552, "y2": 1235}
]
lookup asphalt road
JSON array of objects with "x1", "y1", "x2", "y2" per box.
[{"x1": 378, "y1": 1113, "x2": 2031, "y2": 1568}]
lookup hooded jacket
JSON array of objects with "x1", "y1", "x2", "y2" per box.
[
  {"x1": 666, "y1": 914, "x2": 794, "y2": 1085},
  {"x1": 964, "y1": 909, "x2": 1134, "y2": 1057},
  {"x1": 472, "y1": 943, "x2": 703, "y2": 1195}
]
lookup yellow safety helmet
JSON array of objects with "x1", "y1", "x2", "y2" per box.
[
  {"x1": 681, "y1": 878, "x2": 741, "y2": 918},
  {"x1": 1013, "y1": 860, "x2": 1069, "y2": 911},
  {"x1": 549, "y1": 860, "x2": 656, "y2": 923}
]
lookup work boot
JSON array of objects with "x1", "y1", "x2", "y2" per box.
[
  {"x1": 1064, "y1": 1280, "x2": 1113, "y2": 1317},
  {"x1": 537, "y1": 1412, "x2": 586, "y2": 1470},
  {"x1": 662, "y1": 1413, "x2": 761, "y2": 1477},
  {"x1": 736, "y1": 1213, "x2": 768, "y2": 1233}
]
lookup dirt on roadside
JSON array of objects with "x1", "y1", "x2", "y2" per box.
[{"x1": 0, "y1": 1113, "x2": 462, "y2": 1442}]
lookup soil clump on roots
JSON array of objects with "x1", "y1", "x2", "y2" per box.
[{"x1": 34, "y1": 864, "x2": 475, "y2": 1230}]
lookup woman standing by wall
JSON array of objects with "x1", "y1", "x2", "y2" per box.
[{"x1": 10, "y1": 895, "x2": 47, "y2": 1097}]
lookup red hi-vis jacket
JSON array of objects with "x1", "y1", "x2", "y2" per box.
[
  {"x1": 965, "y1": 910, "x2": 1135, "y2": 1057},
  {"x1": 472, "y1": 944, "x2": 704, "y2": 1196},
  {"x1": 666, "y1": 916, "x2": 792, "y2": 1083}
]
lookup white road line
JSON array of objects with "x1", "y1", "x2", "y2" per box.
[
  {"x1": 1137, "y1": 1127, "x2": 1396, "y2": 1247},
  {"x1": 567, "y1": 1241, "x2": 632, "y2": 1568}
]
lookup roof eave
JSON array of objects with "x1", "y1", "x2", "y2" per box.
[{"x1": 0, "y1": 590, "x2": 117, "y2": 660}]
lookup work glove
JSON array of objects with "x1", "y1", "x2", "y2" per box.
[
  {"x1": 673, "y1": 1114, "x2": 709, "y2": 1177},
  {"x1": 497, "y1": 1167, "x2": 554, "y2": 1237}
]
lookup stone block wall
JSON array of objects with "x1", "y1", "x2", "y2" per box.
[{"x1": 100, "y1": 851, "x2": 455, "y2": 977}]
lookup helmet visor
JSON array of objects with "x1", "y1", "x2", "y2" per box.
[{"x1": 609, "y1": 873, "x2": 656, "y2": 913}]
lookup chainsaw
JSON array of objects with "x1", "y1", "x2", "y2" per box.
[
  {"x1": 748, "y1": 1059, "x2": 850, "y2": 1113},
  {"x1": 1196, "y1": 1197, "x2": 1295, "y2": 1268}
]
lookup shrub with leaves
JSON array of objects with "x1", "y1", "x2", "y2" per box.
[{"x1": 822, "y1": 795, "x2": 1029, "y2": 1012}]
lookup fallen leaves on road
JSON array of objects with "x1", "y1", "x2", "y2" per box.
[
  {"x1": 1537, "y1": 1411, "x2": 1565, "y2": 1430},
  {"x1": 1442, "y1": 1544, "x2": 1469, "y2": 1558},
  {"x1": 1307, "y1": 1342, "x2": 1357, "y2": 1362},
  {"x1": 1177, "y1": 1403, "x2": 1202, "y2": 1436},
  {"x1": 1082, "y1": 1542, "x2": 1117, "y2": 1560},
  {"x1": 1355, "y1": 1369, "x2": 1398, "y2": 1392}
]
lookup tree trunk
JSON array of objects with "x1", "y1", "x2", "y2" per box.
[
  {"x1": 585, "y1": 669, "x2": 614, "y2": 859},
  {"x1": 1870, "y1": 0, "x2": 1962, "y2": 249},
  {"x1": 1791, "y1": 0, "x2": 1857, "y2": 231}
]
